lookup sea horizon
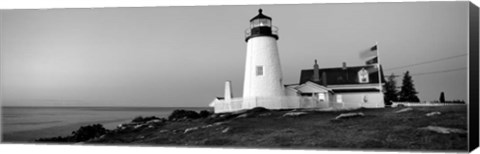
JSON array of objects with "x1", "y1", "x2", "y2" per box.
[
  {"x1": 2, "y1": 105, "x2": 212, "y2": 109},
  {"x1": 2, "y1": 106, "x2": 212, "y2": 142}
]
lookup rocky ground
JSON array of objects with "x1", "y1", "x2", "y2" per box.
[{"x1": 38, "y1": 105, "x2": 468, "y2": 152}]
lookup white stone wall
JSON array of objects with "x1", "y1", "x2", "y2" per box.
[
  {"x1": 243, "y1": 36, "x2": 285, "y2": 99},
  {"x1": 212, "y1": 98, "x2": 244, "y2": 113},
  {"x1": 212, "y1": 96, "x2": 325, "y2": 113}
]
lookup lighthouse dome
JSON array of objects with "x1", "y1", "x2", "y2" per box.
[
  {"x1": 250, "y1": 9, "x2": 272, "y2": 22},
  {"x1": 249, "y1": 9, "x2": 272, "y2": 28}
]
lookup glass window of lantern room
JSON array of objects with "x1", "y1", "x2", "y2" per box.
[
  {"x1": 259, "y1": 19, "x2": 271, "y2": 27},
  {"x1": 251, "y1": 20, "x2": 260, "y2": 28},
  {"x1": 251, "y1": 19, "x2": 271, "y2": 28}
]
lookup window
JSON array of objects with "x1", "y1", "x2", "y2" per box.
[
  {"x1": 256, "y1": 65, "x2": 263, "y2": 76},
  {"x1": 251, "y1": 19, "x2": 271, "y2": 28},
  {"x1": 336, "y1": 95, "x2": 343, "y2": 103},
  {"x1": 250, "y1": 20, "x2": 260, "y2": 28},
  {"x1": 258, "y1": 19, "x2": 271, "y2": 27},
  {"x1": 318, "y1": 93, "x2": 326, "y2": 102},
  {"x1": 300, "y1": 93, "x2": 313, "y2": 96},
  {"x1": 358, "y1": 68, "x2": 369, "y2": 83},
  {"x1": 363, "y1": 95, "x2": 368, "y2": 103},
  {"x1": 361, "y1": 78, "x2": 367, "y2": 82}
]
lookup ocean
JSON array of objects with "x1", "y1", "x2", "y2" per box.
[{"x1": 1, "y1": 106, "x2": 211, "y2": 142}]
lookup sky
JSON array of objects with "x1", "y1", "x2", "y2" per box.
[{"x1": 0, "y1": 2, "x2": 470, "y2": 107}]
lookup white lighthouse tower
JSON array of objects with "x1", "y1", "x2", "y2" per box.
[{"x1": 242, "y1": 9, "x2": 285, "y2": 108}]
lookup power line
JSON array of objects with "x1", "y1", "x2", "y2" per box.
[
  {"x1": 385, "y1": 75, "x2": 400, "y2": 77},
  {"x1": 409, "y1": 67, "x2": 467, "y2": 77},
  {"x1": 384, "y1": 54, "x2": 467, "y2": 72},
  {"x1": 384, "y1": 67, "x2": 467, "y2": 78},
  {"x1": 384, "y1": 67, "x2": 466, "y2": 90}
]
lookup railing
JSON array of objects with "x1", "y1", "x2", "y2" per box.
[
  {"x1": 244, "y1": 28, "x2": 250, "y2": 38},
  {"x1": 244, "y1": 26, "x2": 279, "y2": 38}
]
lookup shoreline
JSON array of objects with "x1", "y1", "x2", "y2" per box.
[
  {"x1": 7, "y1": 105, "x2": 468, "y2": 151},
  {"x1": 86, "y1": 105, "x2": 467, "y2": 151},
  {"x1": 2, "y1": 118, "x2": 129, "y2": 142},
  {"x1": 2, "y1": 106, "x2": 213, "y2": 142}
]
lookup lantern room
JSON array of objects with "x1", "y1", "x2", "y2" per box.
[
  {"x1": 245, "y1": 9, "x2": 278, "y2": 42},
  {"x1": 250, "y1": 9, "x2": 272, "y2": 28}
]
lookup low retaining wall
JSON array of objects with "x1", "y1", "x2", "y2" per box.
[
  {"x1": 213, "y1": 96, "x2": 326, "y2": 113},
  {"x1": 212, "y1": 96, "x2": 366, "y2": 113},
  {"x1": 391, "y1": 102, "x2": 465, "y2": 107}
]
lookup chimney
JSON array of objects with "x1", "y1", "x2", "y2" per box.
[
  {"x1": 224, "y1": 81, "x2": 233, "y2": 101},
  {"x1": 342, "y1": 62, "x2": 347, "y2": 70},
  {"x1": 312, "y1": 59, "x2": 320, "y2": 82},
  {"x1": 322, "y1": 71, "x2": 327, "y2": 86}
]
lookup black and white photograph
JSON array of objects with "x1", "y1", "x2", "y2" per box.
[{"x1": 1, "y1": 1, "x2": 478, "y2": 153}]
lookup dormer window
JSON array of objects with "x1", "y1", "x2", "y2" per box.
[{"x1": 358, "y1": 68, "x2": 369, "y2": 83}]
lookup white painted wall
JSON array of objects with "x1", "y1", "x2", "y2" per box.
[
  {"x1": 224, "y1": 81, "x2": 232, "y2": 101},
  {"x1": 333, "y1": 92, "x2": 385, "y2": 109},
  {"x1": 211, "y1": 93, "x2": 385, "y2": 113},
  {"x1": 243, "y1": 36, "x2": 284, "y2": 101},
  {"x1": 212, "y1": 96, "x2": 328, "y2": 113}
]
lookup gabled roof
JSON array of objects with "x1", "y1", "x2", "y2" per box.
[
  {"x1": 300, "y1": 65, "x2": 385, "y2": 86},
  {"x1": 285, "y1": 81, "x2": 333, "y2": 93},
  {"x1": 295, "y1": 81, "x2": 332, "y2": 93}
]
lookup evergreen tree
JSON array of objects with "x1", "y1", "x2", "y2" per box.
[
  {"x1": 439, "y1": 92, "x2": 445, "y2": 103},
  {"x1": 383, "y1": 73, "x2": 398, "y2": 105},
  {"x1": 398, "y1": 71, "x2": 420, "y2": 102}
]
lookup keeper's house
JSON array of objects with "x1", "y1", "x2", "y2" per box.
[{"x1": 285, "y1": 60, "x2": 386, "y2": 109}]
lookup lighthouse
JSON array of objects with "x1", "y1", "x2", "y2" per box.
[
  {"x1": 242, "y1": 9, "x2": 285, "y2": 108},
  {"x1": 210, "y1": 9, "x2": 386, "y2": 113}
]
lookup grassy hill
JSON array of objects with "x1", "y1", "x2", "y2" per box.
[{"x1": 83, "y1": 105, "x2": 468, "y2": 152}]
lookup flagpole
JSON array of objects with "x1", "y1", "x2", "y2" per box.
[{"x1": 376, "y1": 41, "x2": 382, "y2": 107}]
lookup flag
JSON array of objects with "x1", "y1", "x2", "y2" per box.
[
  {"x1": 366, "y1": 56, "x2": 378, "y2": 65},
  {"x1": 366, "y1": 64, "x2": 379, "y2": 72},
  {"x1": 359, "y1": 45, "x2": 378, "y2": 59}
]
